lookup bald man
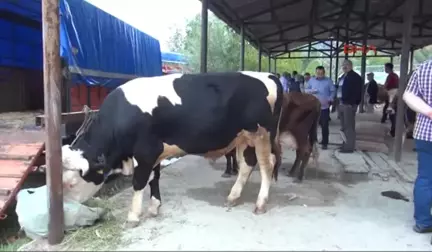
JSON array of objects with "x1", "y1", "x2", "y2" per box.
[{"x1": 336, "y1": 60, "x2": 363, "y2": 153}]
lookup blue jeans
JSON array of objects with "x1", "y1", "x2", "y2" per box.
[{"x1": 414, "y1": 139, "x2": 432, "y2": 228}]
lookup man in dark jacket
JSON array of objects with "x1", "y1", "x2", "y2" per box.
[
  {"x1": 366, "y1": 72, "x2": 378, "y2": 104},
  {"x1": 336, "y1": 59, "x2": 363, "y2": 153}
]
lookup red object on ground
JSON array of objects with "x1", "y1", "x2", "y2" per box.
[{"x1": 0, "y1": 142, "x2": 45, "y2": 219}]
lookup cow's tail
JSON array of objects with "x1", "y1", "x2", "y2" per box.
[
  {"x1": 269, "y1": 75, "x2": 284, "y2": 182},
  {"x1": 309, "y1": 103, "x2": 320, "y2": 168}
]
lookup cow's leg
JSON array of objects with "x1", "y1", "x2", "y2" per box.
[
  {"x1": 127, "y1": 162, "x2": 153, "y2": 228},
  {"x1": 147, "y1": 164, "x2": 161, "y2": 217},
  {"x1": 288, "y1": 149, "x2": 301, "y2": 177},
  {"x1": 294, "y1": 146, "x2": 312, "y2": 183},
  {"x1": 254, "y1": 129, "x2": 275, "y2": 214},
  {"x1": 226, "y1": 144, "x2": 255, "y2": 207},
  {"x1": 126, "y1": 138, "x2": 163, "y2": 228},
  {"x1": 232, "y1": 153, "x2": 238, "y2": 175},
  {"x1": 222, "y1": 154, "x2": 233, "y2": 178}
]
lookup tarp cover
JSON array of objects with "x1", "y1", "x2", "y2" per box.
[{"x1": 0, "y1": 0, "x2": 163, "y2": 88}]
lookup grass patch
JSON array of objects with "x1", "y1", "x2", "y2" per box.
[{"x1": 54, "y1": 198, "x2": 125, "y2": 251}]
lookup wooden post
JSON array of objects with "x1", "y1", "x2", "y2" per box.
[
  {"x1": 409, "y1": 48, "x2": 415, "y2": 72},
  {"x1": 258, "y1": 45, "x2": 262, "y2": 72},
  {"x1": 393, "y1": 0, "x2": 414, "y2": 162},
  {"x1": 334, "y1": 29, "x2": 340, "y2": 82},
  {"x1": 42, "y1": 0, "x2": 65, "y2": 245},
  {"x1": 359, "y1": 0, "x2": 370, "y2": 113},
  {"x1": 240, "y1": 23, "x2": 245, "y2": 71},
  {"x1": 200, "y1": 0, "x2": 208, "y2": 73}
]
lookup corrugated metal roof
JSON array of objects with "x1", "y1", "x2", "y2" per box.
[{"x1": 204, "y1": 0, "x2": 432, "y2": 56}]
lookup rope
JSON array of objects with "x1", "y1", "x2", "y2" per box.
[{"x1": 70, "y1": 105, "x2": 97, "y2": 147}]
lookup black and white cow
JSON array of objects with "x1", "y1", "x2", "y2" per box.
[{"x1": 61, "y1": 71, "x2": 283, "y2": 228}]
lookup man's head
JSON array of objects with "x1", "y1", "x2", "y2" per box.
[
  {"x1": 384, "y1": 63, "x2": 394, "y2": 73},
  {"x1": 304, "y1": 72, "x2": 311, "y2": 81},
  {"x1": 315, "y1": 66, "x2": 325, "y2": 79},
  {"x1": 367, "y1": 72, "x2": 374, "y2": 81},
  {"x1": 276, "y1": 73, "x2": 280, "y2": 78},
  {"x1": 282, "y1": 71, "x2": 289, "y2": 78},
  {"x1": 342, "y1": 59, "x2": 353, "y2": 73},
  {"x1": 292, "y1": 71, "x2": 298, "y2": 77}
]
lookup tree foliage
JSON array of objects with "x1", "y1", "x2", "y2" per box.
[{"x1": 168, "y1": 13, "x2": 432, "y2": 76}]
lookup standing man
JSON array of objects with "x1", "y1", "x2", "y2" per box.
[
  {"x1": 279, "y1": 71, "x2": 289, "y2": 93},
  {"x1": 336, "y1": 60, "x2": 363, "y2": 153},
  {"x1": 403, "y1": 60, "x2": 432, "y2": 236},
  {"x1": 381, "y1": 62, "x2": 400, "y2": 123},
  {"x1": 305, "y1": 66, "x2": 335, "y2": 150},
  {"x1": 303, "y1": 72, "x2": 311, "y2": 93}
]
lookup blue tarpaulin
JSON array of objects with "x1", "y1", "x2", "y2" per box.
[
  {"x1": 0, "y1": 0, "x2": 162, "y2": 89},
  {"x1": 161, "y1": 51, "x2": 187, "y2": 64}
]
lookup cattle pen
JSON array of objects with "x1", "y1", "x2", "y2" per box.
[
  {"x1": 0, "y1": 0, "x2": 162, "y2": 245},
  {"x1": 1, "y1": 0, "x2": 432, "y2": 249}
]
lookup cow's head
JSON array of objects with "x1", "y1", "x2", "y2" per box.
[{"x1": 62, "y1": 145, "x2": 106, "y2": 202}]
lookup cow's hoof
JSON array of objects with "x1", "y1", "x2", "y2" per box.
[
  {"x1": 293, "y1": 178, "x2": 303, "y2": 183},
  {"x1": 253, "y1": 206, "x2": 267, "y2": 215},
  {"x1": 125, "y1": 221, "x2": 140, "y2": 229},
  {"x1": 221, "y1": 172, "x2": 231, "y2": 178},
  {"x1": 225, "y1": 199, "x2": 238, "y2": 208},
  {"x1": 286, "y1": 171, "x2": 295, "y2": 177}
]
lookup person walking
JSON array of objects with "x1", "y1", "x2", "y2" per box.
[
  {"x1": 381, "y1": 62, "x2": 400, "y2": 123},
  {"x1": 366, "y1": 72, "x2": 378, "y2": 113},
  {"x1": 305, "y1": 66, "x2": 335, "y2": 150},
  {"x1": 403, "y1": 60, "x2": 432, "y2": 238},
  {"x1": 336, "y1": 60, "x2": 363, "y2": 153}
]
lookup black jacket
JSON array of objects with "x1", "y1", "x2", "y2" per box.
[{"x1": 337, "y1": 70, "x2": 363, "y2": 105}]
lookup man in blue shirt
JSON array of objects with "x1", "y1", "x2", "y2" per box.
[
  {"x1": 279, "y1": 72, "x2": 290, "y2": 92},
  {"x1": 305, "y1": 66, "x2": 336, "y2": 149}
]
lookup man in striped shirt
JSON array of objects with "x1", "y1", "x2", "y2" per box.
[{"x1": 403, "y1": 59, "x2": 432, "y2": 236}]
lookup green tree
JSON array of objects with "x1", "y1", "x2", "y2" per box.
[
  {"x1": 167, "y1": 13, "x2": 315, "y2": 74},
  {"x1": 167, "y1": 13, "x2": 432, "y2": 76}
]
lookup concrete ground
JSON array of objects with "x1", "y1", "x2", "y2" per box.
[{"x1": 110, "y1": 121, "x2": 430, "y2": 251}]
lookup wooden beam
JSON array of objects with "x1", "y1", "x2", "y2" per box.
[
  {"x1": 393, "y1": 0, "x2": 414, "y2": 162},
  {"x1": 359, "y1": 0, "x2": 370, "y2": 113},
  {"x1": 42, "y1": 0, "x2": 64, "y2": 245}
]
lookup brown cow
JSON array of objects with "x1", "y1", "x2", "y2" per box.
[
  {"x1": 222, "y1": 92, "x2": 319, "y2": 183},
  {"x1": 278, "y1": 92, "x2": 320, "y2": 182}
]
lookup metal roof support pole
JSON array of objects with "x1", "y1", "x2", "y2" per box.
[
  {"x1": 334, "y1": 29, "x2": 340, "y2": 82},
  {"x1": 274, "y1": 58, "x2": 277, "y2": 73},
  {"x1": 200, "y1": 0, "x2": 208, "y2": 73},
  {"x1": 329, "y1": 40, "x2": 333, "y2": 81},
  {"x1": 409, "y1": 48, "x2": 414, "y2": 72},
  {"x1": 258, "y1": 45, "x2": 262, "y2": 72},
  {"x1": 268, "y1": 54, "x2": 272, "y2": 72},
  {"x1": 42, "y1": 0, "x2": 65, "y2": 245},
  {"x1": 240, "y1": 23, "x2": 245, "y2": 71},
  {"x1": 393, "y1": 0, "x2": 414, "y2": 162},
  {"x1": 359, "y1": 0, "x2": 370, "y2": 113},
  {"x1": 390, "y1": 56, "x2": 394, "y2": 64},
  {"x1": 344, "y1": 22, "x2": 349, "y2": 60}
]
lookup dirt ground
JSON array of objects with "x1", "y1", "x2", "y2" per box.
[
  {"x1": 3, "y1": 110, "x2": 431, "y2": 250},
  {"x1": 108, "y1": 141, "x2": 428, "y2": 250}
]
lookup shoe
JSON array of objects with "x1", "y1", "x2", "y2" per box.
[
  {"x1": 322, "y1": 145, "x2": 328, "y2": 150},
  {"x1": 413, "y1": 225, "x2": 432, "y2": 233}
]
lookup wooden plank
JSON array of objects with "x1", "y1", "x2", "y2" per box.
[
  {"x1": 35, "y1": 110, "x2": 99, "y2": 126},
  {"x1": 0, "y1": 160, "x2": 28, "y2": 178},
  {"x1": 35, "y1": 110, "x2": 98, "y2": 126},
  {"x1": 0, "y1": 143, "x2": 44, "y2": 160},
  {"x1": 0, "y1": 177, "x2": 20, "y2": 196}
]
